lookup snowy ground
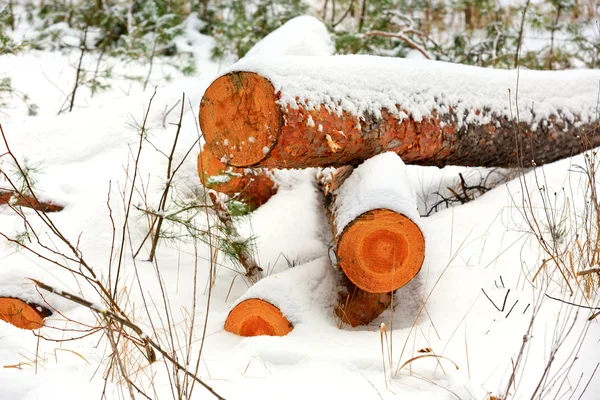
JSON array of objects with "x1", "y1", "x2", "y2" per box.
[{"x1": 1, "y1": 17, "x2": 599, "y2": 400}]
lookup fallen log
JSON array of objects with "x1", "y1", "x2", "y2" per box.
[
  {"x1": 0, "y1": 297, "x2": 51, "y2": 330},
  {"x1": 319, "y1": 153, "x2": 425, "y2": 294},
  {"x1": 200, "y1": 55, "x2": 600, "y2": 169},
  {"x1": 224, "y1": 257, "x2": 391, "y2": 336},
  {"x1": 198, "y1": 144, "x2": 277, "y2": 209},
  {"x1": 0, "y1": 188, "x2": 64, "y2": 212},
  {"x1": 225, "y1": 298, "x2": 293, "y2": 336},
  {"x1": 336, "y1": 275, "x2": 392, "y2": 327}
]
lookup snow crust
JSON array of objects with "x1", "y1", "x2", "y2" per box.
[
  {"x1": 244, "y1": 16, "x2": 334, "y2": 58},
  {"x1": 232, "y1": 257, "x2": 337, "y2": 326},
  {"x1": 226, "y1": 54, "x2": 600, "y2": 127},
  {"x1": 330, "y1": 152, "x2": 420, "y2": 234}
]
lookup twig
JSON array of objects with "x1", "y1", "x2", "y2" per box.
[{"x1": 30, "y1": 279, "x2": 226, "y2": 400}]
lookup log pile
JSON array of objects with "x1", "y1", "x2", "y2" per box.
[{"x1": 202, "y1": 30, "x2": 599, "y2": 337}]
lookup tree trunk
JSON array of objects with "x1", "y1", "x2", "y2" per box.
[
  {"x1": 198, "y1": 144, "x2": 277, "y2": 209},
  {"x1": 0, "y1": 297, "x2": 51, "y2": 330},
  {"x1": 199, "y1": 56, "x2": 600, "y2": 169},
  {"x1": 318, "y1": 153, "x2": 426, "y2": 294}
]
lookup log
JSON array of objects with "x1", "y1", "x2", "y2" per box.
[
  {"x1": 224, "y1": 257, "x2": 391, "y2": 336},
  {"x1": 200, "y1": 56, "x2": 600, "y2": 169},
  {"x1": 225, "y1": 298, "x2": 293, "y2": 336},
  {"x1": 198, "y1": 144, "x2": 277, "y2": 209},
  {"x1": 336, "y1": 275, "x2": 392, "y2": 327},
  {"x1": 0, "y1": 297, "x2": 51, "y2": 330},
  {"x1": 319, "y1": 153, "x2": 425, "y2": 293},
  {"x1": 0, "y1": 188, "x2": 64, "y2": 212}
]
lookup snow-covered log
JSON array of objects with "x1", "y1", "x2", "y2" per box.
[
  {"x1": 0, "y1": 188, "x2": 64, "y2": 212},
  {"x1": 198, "y1": 144, "x2": 277, "y2": 209},
  {"x1": 200, "y1": 55, "x2": 600, "y2": 168},
  {"x1": 319, "y1": 153, "x2": 425, "y2": 294},
  {"x1": 224, "y1": 256, "x2": 392, "y2": 336},
  {"x1": 0, "y1": 297, "x2": 51, "y2": 330}
]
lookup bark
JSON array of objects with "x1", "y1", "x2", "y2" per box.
[
  {"x1": 198, "y1": 143, "x2": 277, "y2": 209},
  {"x1": 336, "y1": 274, "x2": 392, "y2": 327},
  {"x1": 200, "y1": 71, "x2": 600, "y2": 169},
  {"x1": 224, "y1": 298, "x2": 293, "y2": 337},
  {"x1": 0, "y1": 297, "x2": 51, "y2": 330},
  {"x1": 0, "y1": 188, "x2": 64, "y2": 213},
  {"x1": 319, "y1": 165, "x2": 425, "y2": 294}
]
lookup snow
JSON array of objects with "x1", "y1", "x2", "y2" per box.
[
  {"x1": 327, "y1": 152, "x2": 421, "y2": 234},
  {"x1": 226, "y1": 54, "x2": 600, "y2": 128},
  {"x1": 244, "y1": 16, "x2": 334, "y2": 58}
]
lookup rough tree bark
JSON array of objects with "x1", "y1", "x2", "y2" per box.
[
  {"x1": 199, "y1": 58, "x2": 600, "y2": 169},
  {"x1": 0, "y1": 188, "x2": 64, "y2": 213},
  {"x1": 198, "y1": 143, "x2": 277, "y2": 209}
]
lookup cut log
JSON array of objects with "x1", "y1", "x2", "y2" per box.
[
  {"x1": 319, "y1": 153, "x2": 425, "y2": 293},
  {"x1": 200, "y1": 56, "x2": 600, "y2": 169},
  {"x1": 0, "y1": 188, "x2": 64, "y2": 212},
  {"x1": 224, "y1": 257, "x2": 390, "y2": 335},
  {"x1": 225, "y1": 298, "x2": 293, "y2": 336},
  {"x1": 336, "y1": 275, "x2": 392, "y2": 327},
  {"x1": 198, "y1": 144, "x2": 277, "y2": 209},
  {"x1": 0, "y1": 297, "x2": 51, "y2": 330}
]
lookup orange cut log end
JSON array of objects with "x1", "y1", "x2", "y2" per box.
[
  {"x1": 197, "y1": 144, "x2": 277, "y2": 209},
  {"x1": 200, "y1": 72, "x2": 281, "y2": 167},
  {"x1": 224, "y1": 298, "x2": 293, "y2": 337},
  {"x1": 0, "y1": 298, "x2": 49, "y2": 330},
  {"x1": 337, "y1": 209, "x2": 425, "y2": 293}
]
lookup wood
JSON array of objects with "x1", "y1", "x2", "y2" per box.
[
  {"x1": 320, "y1": 165, "x2": 425, "y2": 294},
  {"x1": 198, "y1": 144, "x2": 277, "y2": 209},
  {"x1": 336, "y1": 275, "x2": 392, "y2": 327},
  {"x1": 200, "y1": 71, "x2": 600, "y2": 169},
  {"x1": 336, "y1": 209, "x2": 425, "y2": 293},
  {"x1": 224, "y1": 298, "x2": 293, "y2": 337},
  {"x1": 0, "y1": 297, "x2": 51, "y2": 330},
  {"x1": 0, "y1": 189, "x2": 64, "y2": 212}
]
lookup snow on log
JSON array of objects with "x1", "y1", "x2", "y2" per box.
[
  {"x1": 319, "y1": 153, "x2": 425, "y2": 294},
  {"x1": 200, "y1": 55, "x2": 600, "y2": 168},
  {"x1": 0, "y1": 188, "x2": 64, "y2": 212},
  {"x1": 198, "y1": 144, "x2": 277, "y2": 209},
  {"x1": 224, "y1": 257, "x2": 336, "y2": 336},
  {"x1": 224, "y1": 257, "x2": 392, "y2": 336},
  {"x1": 244, "y1": 16, "x2": 334, "y2": 59},
  {"x1": 0, "y1": 297, "x2": 51, "y2": 330}
]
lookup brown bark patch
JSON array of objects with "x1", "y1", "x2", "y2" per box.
[
  {"x1": 198, "y1": 145, "x2": 277, "y2": 209},
  {"x1": 0, "y1": 189, "x2": 64, "y2": 213}
]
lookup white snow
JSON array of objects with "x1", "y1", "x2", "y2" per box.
[
  {"x1": 244, "y1": 16, "x2": 335, "y2": 59},
  {"x1": 226, "y1": 54, "x2": 600, "y2": 127},
  {"x1": 329, "y1": 152, "x2": 421, "y2": 234}
]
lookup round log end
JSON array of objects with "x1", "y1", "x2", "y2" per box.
[
  {"x1": 0, "y1": 297, "x2": 50, "y2": 330},
  {"x1": 337, "y1": 209, "x2": 425, "y2": 293},
  {"x1": 197, "y1": 146, "x2": 277, "y2": 209},
  {"x1": 200, "y1": 72, "x2": 281, "y2": 167},
  {"x1": 224, "y1": 298, "x2": 293, "y2": 337}
]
